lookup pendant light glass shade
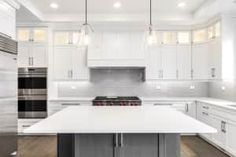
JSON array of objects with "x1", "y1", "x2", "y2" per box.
[
  {"x1": 146, "y1": 0, "x2": 157, "y2": 46},
  {"x1": 79, "y1": 23, "x2": 93, "y2": 46},
  {"x1": 79, "y1": 0, "x2": 93, "y2": 46},
  {"x1": 147, "y1": 25, "x2": 158, "y2": 45}
]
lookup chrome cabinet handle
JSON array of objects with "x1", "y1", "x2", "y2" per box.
[
  {"x1": 221, "y1": 121, "x2": 226, "y2": 133},
  {"x1": 203, "y1": 106, "x2": 209, "y2": 110},
  {"x1": 191, "y1": 69, "x2": 194, "y2": 79},
  {"x1": 176, "y1": 70, "x2": 179, "y2": 79},
  {"x1": 119, "y1": 134, "x2": 124, "y2": 147},
  {"x1": 32, "y1": 57, "x2": 34, "y2": 66},
  {"x1": 202, "y1": 112, "x2": 208, "y2": 116},
  {"x1": 185, "y1": 104, "x2": 189, "y2": 112},
  {"x1": 61, "y1": 103, "x2": 80, "y2": 106},
  {"x1": 22, "y1": 125, "x2": 31, "y2": 128},
  {"x1": 28, "y1": 57, "x2": 31, "y2": 66},
  {"x1": 114, "y1": 134, "x2": 119, "y2": 147},
  {"x1": 211, "y1": 68, "x2": 216, "y2": 78}
]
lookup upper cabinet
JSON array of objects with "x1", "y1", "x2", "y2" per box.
[
  {"x1": 54, "y1": 31, "x2": 80, "y2": 46},
  {"x1": 17, "y1": 27, "x2": 48, "y2": 68},
  {"x1": 17, "y1": 27, "x2": 48, "y2": 43},
  {"x1": 0, "y1": 2, "x2": 16, "y2": 39},
  {"x1": 208, "y1": 22, "x2": 221, "y2": 40},
  {"x1": 177, "y1": 32, "x2": 191, "y2": 44},
  {"x1": 193, "y1": 29, "x2": 207, "y2": 43},
  {"x1": 162, "y1": 32, "x2": 177, "y2": 45}
]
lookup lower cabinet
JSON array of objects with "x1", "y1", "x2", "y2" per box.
[
  {"x1": 226, "y1": 121, "x2": 236, "y2": 155},
  {"x1": 210, "y1": 115, "x2": 226, "y2": 149},
  {"x1": 184, "y1": 102, "x2": 197, "y2": 118},
  {"x1": 59, "y1": 134, "x2": 180, "y2": 157},
  {"x1": 75, "y1": 134, "x2": 158, "y2": 157}
]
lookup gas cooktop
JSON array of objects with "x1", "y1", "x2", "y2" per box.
[{"x1": 93, "y1": 96, "x2": 141, "y2": 106}]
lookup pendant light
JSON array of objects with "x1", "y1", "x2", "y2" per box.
[
  {"x1": 79, "y1": 0, "x2": 93, "y2": 46},
  {"x1": 146, "y1": 0, "x2": 157, "y2": 45}
]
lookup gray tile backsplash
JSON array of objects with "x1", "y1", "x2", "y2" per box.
[
  {"x1": 57, "y1": 69, "x2": 209, "y2": 98},
  {"x1": 208, "y1": 81, "x2": 236, "y2": 102}
]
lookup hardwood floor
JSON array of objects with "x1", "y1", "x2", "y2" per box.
[{"x1": 17, "y1": 136, "x2": 230, "y2": 157}]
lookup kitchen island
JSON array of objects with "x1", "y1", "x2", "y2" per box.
[{"x1": 25, "y1": 106, "x2": 216, "y2": 157}]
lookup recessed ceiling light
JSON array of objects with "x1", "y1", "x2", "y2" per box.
[
  {"x1": 113, "y1": 1, "x2": 122, "y2": 8},
  {"x1": 177, "y1": 2, "x2": 186, "y2": 8},
  {"x1": 50, "y1": 2, "x2": 59, "y2": 9}
]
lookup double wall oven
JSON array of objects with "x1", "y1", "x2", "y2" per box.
[{"x1": 18, "y1": 68, "x2": 47, "y2": 118}]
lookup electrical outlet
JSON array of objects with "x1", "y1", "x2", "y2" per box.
[{"x1": 190, "y1": 85, "x2": 195, "y2": 90}]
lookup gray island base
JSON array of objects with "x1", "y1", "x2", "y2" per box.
[{"x1": 58, "y1": 133, "x2": 180, "y2": 157}]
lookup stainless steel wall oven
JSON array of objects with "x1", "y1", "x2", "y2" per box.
[{"x1": 18, "y1": 68, "x2": 47, "y2": 118}]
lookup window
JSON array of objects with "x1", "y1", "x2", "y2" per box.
[
  {"x1": 193, "y1": 29, "x2": 207, "y2": 43},
  {"x1": 162, "y1": 32, "x2": 177, "y2": 44},
  {"x1": 177, "y1": 32, "x2": 190, "y2": 44}
]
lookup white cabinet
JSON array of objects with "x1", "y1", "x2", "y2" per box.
[
  {"x1": 53, "y1": 46, "x2": 89, "y2": 81},
  {"x1": 211, "y1": 115, "x2": 227, "y2": 149},
  {"x1": 176, "y1": 45, "x2": 192, "y2": 80},
  {"x1": 184, "y1": 102, "x2": 197, "y2": 118},
  {"x1": 208, "y1": 38, "x2": 222, "y2": 80},
  {"x1": 18, "y1": 119, "x2": 42, "y2": 134},
  {"x1": 18, "y1": 42, "x2": 48, "y2": 67},
  {"x1": 161, "y1": 45, "x2": 177, "y2": 79},
  {"x1": 145, "y1": 46, "x2": 162, "y2": 80},
  {"x1": 54, "y1": 31, "x2": 80, "y2": 46},
  {"x1": 226, "y1": 121, "x2": 236, "y2": 155},
  {"x1": 192, "y1": 43, "x2": 209, "y2": 80},
  {"x1": 17, "y1": 27, "x2": 48, "y2": 67},
  {"x1": 0, "y1": 2, "x2": 16, "y2": 39}
]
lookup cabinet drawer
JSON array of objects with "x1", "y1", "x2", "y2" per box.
[
  {"x1": 18, "y1": 119, "x2": 42, "y2": 133},
  {"x1": 211, "y1": 107, "x2": 236, "y2": 123}
]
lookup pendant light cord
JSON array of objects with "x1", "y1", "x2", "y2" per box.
[
  {"x1": 85, "y1": 0, "x2": 88, "y2": 24},
  {"x1": 150, "y1": 0, "x2": 152, "y2": 26}
]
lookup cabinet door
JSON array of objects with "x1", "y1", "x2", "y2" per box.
[
  {"x1": 75, "y1": 134, "x2": 114, "y2": 157},
  {"x1": 54, "y1": 32, "x2": 70, "y2": 46},
  {"x1": 145, "y1": 46, "x2": 162, "y2": 80},
  {"x1": 32, "y1": 44, "x2": 47, "y2": 67},
  {"x1": 72, "y1": 47, "x2": 89, "y2": 80},
  {"x1": 177, "y1": 45, "x2": 191, "y2": 80},
  {"x1": 185, "y1": 102, "x2": 197, "y2": 118},
  {"x1": 161, "y1": 45, "x2": 177, "y2": 79},
  {"x1": 17, "y1": 28, "x2": 31, "y2": 42},
  {"x1": 211, "y1": 116, "x2": 226, "y2": 148},
  {"x1": 53, "y1": 46, "x2": 73, "y2": 80},
  {"x1": 192, "y1": 43, "x2": 209, "y2": 80},
  {"x1": 208, "y1": 38, "x2": 221, "y2": 80},
  {"x1": 32, "y1": 28, "x2": 47, "y2": 43},
  {"x1": 18, "y1": 42, "x2": 31, "y2": 67},
  {"x1": 226, "y1": 121, "x2": 236, "y2": 155},
  {"x1": 120, "y1": 134, "x2": 158, "y2": 157}
]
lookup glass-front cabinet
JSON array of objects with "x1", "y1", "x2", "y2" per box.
[{"x1": 17, "y1": 27, "x2": 47, "y2": 43}]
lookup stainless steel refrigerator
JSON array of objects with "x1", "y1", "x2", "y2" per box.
[{"x1": 0, "y1": 34, "x2": 17, "y2": 156}]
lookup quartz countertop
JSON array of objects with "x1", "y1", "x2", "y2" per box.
[{"x1": 25, "y1": 106, "x2": 216, "y2": 134}]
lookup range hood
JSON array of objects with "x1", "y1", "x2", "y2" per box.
[{"x1": 87, "y1": 59, "x2": 146, "y2": 68}]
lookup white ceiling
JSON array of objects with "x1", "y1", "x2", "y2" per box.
[
  {"x1": 16, "y1": 0, "x2": 236, "y2": 24},
  {"x1": 28, "y1": 0, "x2": 205, "y2": 14}
]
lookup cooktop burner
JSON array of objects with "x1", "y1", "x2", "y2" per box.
[{"x1": 93, "y1": 96, "x2": 141, "y2": 106}]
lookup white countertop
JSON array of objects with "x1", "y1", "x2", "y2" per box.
[
  {"x1": 25, "y1": 106, "x2": 216, "y2": 134},
  {"x1": 48, "y1": 97, "x2": 236, "y2": 111}
]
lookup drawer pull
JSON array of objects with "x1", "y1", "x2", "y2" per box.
[
  {"x1": 61, "y1": 103, "x2": 80, "y2": 106},
  {"x1": 22, "y1": 125, "x2": 31, "y2": 128},
  {"x1": 202, "y1": 112, "x2": 209, "y2": 116},
  {"x1": 203, "y1": 106, "x2": 209, "y2": 109}
]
